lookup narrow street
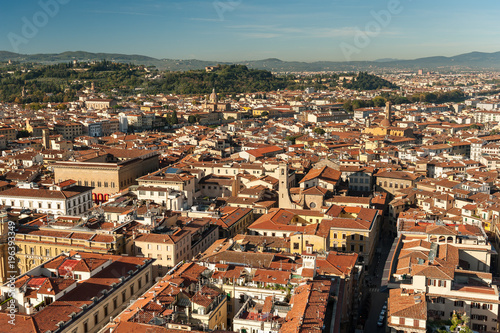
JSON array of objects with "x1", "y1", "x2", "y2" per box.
[{"x1": 363, "y1": 236, "x2": 393, "y2": 332}]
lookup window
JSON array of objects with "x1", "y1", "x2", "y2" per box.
[
  {"x1": 157, "y1": 245, "x2": 161, "y2": 250},
  {"x1": 482, "y1": 304, "x2": 493, "y2": 310},
  {"x1": 350, "y1": 245, "x2": 355, "y2": 251},
  {"x1": 122, "y1": 291, "x2": 126, "y2": 303},
  {"x1": 45, "y1": 249, "x2": 50, "y2": 257},
  {"x1": 342, "y1": 234, "x2": 346, "y2": 239},
  {"x1": 130, "y1": 285, "x2": 134, "y2": 295},
  {"x1": 359, "y1": 235, "x2": 363, "y2": 241},
  {"x1": 145, "y1": 273, "x2": 149, "y2": 284},
  {"x1": 94, "y1": 312, "x2": 99, "y2": 325},
  {"x1": 293, "y1": 243, "x2": 299, "y2": 250},
  {"x1": 97, "y1": 181, "x2": 102, "y2": 187},
  {"x1": 104, "y1": 305, "x2": 108, "y2": 317},
  {"x1": 30, "y1": 247, "x2": 35, "y2": 255},
  {"x1": 83, "y1": 321, "x2": 88, "y2": 333},
  {"x1": 454, "y1": 301, "x2": 464, "y2": 307}
]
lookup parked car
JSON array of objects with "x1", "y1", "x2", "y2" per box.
[{"x1": 377, "y1": 316, "x2": 384, "y2": 327}]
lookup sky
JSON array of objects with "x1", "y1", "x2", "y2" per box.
[{"x1": 1, "y1": 0, "x2": 500, "y2": 62}]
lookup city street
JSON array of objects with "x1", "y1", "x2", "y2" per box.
[{"x1": 363, "y1": 236, "x2": 393, "y2": 332}]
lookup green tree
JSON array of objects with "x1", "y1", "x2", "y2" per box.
[
  {"x1": 188, "y1": 115, "x2": 197, "y2": 124},
  {"x1": 286, "y1": 135, "x2": 301, "y2": 145},
  {"x1": 372, "y1": 96, "x2": 386, "y2": 107},
  {"x1": 343, "y1": 100, "x2": 353, "y2": 112},
  {"x1": 313, "y1": 128, "x2": 325, "y2": 135},
  {"x1": 469, "y1": 124, "x2": 481, "y2": 130},
  {"x1": 16, "y1": 130, "x2": 31, "y2": 139},
  {"x1": 168, "y1": 110, "x2": 179, "y2": 125}
]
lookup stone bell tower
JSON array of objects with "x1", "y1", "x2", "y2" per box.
[{"x1": 278, "y1": 163, "x2": 294, "y2": 209}]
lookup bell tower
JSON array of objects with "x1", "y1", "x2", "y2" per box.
[
  {"x1": 42, "y1": 129, "x2": 50, "y2": 149},
  {"x1": 278, "y1": 163, "x2": 294, "y2": 209},
  {"x1": 385, "y1": 101, "x2": 392, "y2": 127}
]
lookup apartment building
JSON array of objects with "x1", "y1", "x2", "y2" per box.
[
  {"x1": 13, "y1": 221, "x2": 124, "y2": 275},
  {"x1": 101, "y1": 262, "x2": 228, "y2": 332},
  {"x1": 132, "y1": 217, "x2": 218, "y2": 277},
  {"x1": 54, "y1": 121, "x2": 84, "y2": 140},
  {"x1": 0, "y1": 126, "x2": 16, "y2": 141},
  {"x1": 387, "y1": 219, "x2": 499, "y2": 332},
  {"x1": 0, "y1": 251, "x2": 153, "y2": 333},
  {"x1": 375, "y1": 170, "x2": 420, "y2": 196},
  {"x1": 0, "y1": 180, "x2": 93, "y2": 216},
  {"x1": 136, "y1": 166, "x2": 197, "y2": 207}
]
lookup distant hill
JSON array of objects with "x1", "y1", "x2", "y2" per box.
[{"x1": 1, "y1": 50, "x2": 499, "y2": 72}]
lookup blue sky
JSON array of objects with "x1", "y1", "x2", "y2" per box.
[{"x1": 1, "y1": 0, "x2": 499, "y2": 61}]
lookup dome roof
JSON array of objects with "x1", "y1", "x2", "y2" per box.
[{"x1": 380, "y1": 118, "x2": 391, "y2": 127}]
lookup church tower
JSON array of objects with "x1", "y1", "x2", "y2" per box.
[
  {"x1": 278, "y1": 163, "x2": 294, "y2": 209},
  {"x1": 42, "y1": 129, "x2": 50, "y2": 149},
  {"x1": 210, "y1": 88, "x2": 218, "y2": 104},
  {"x1": 380, "y1": 101, "x2": 392, "y2": 128},
  {"x1": 385, "y1": 101, "x2": 392, "y2": 126}
]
